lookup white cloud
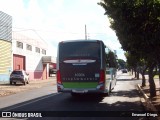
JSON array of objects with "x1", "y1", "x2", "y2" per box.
[{"x1": 0, "y1": 0, "x2": 126, "y2": 60}]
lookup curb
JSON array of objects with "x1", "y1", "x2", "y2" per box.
[{"x1": 137, "y1": 84, "x2": 160, "y2": 119}]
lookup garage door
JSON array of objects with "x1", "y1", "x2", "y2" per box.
[{"x1": 13, "y1": 54, "x2": 25, "y2": 70}]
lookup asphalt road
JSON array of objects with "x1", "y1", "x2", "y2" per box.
[{"x1": 0, "y1": 73, "x2": 149, "y2": 120}]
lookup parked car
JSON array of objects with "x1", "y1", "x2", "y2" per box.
[
  {"x1": 49, "y1": 68, "x2": 57, "y2": 76},
  {"x1": 122, "y1": 69, "x2": 128, "y2": 73},
  {"x1": 10, "y1": 70, "x2": 29, "y2": 85}
]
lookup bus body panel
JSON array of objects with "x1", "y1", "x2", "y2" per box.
[{"x1": 57, "y1": 40, "x2": 116, "y2": 95}]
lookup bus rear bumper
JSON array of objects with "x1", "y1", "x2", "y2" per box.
[
  {"x1": 58, "y1": 88, "x2": 109, "y2": 94},
  {"x1": 57, "y1": 83, "x2": 110, "y2": 93}
]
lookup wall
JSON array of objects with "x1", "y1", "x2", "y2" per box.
[
  {"x1": 12, "y1": 31, "x2": 48, "y2": 80},
  {"x1": 0, "y1": 11, "x2": 12, "y2": 41},
  {"x1": 0, "y1": 40, "x2": 12, "y2": 81},
  {"x1": 0, "y1": 11, "x2": 12, "y2": 82}
]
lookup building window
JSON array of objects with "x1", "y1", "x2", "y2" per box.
[
  {"x1": 35, "y1": 47, "x2": 40, "y2": 53},
  {"x1": 26, "y1": 44, "x2": 32, "y2": 51},
  {"x1": 16, "y1": 41, "x2": 23, "y2": 49},
  {"x1": 42, "y1": 49, "x2": 46, "y2": 55}
]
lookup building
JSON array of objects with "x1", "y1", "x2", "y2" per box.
[
  {"x1": 0, "y1": 11, "x2": 12, "y2": 82},
  {"x1": 0, "y1": 11, "x2": 54, "y2": 82},
  {"x1": 12, "y1": 30, "x2": 53, "y2": 80}
]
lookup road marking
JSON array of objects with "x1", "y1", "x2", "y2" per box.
[{"x1": 3, "y1": 93, "x2": 60, "y2": 111}]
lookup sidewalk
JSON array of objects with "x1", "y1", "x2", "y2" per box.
[
  {"x1": 0, "y1": 77, "x2": 56, "y2": 97},
  {"x1": 131, "y1": 73, "x2": 160, "y2": 119}
]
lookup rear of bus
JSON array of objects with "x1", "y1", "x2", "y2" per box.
[{"x1": 56, "y1": 40, "x2": 107, "y2": 95}]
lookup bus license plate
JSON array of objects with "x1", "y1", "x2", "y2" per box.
[{"x1": 72, "y1": 90, "x2": 88, "y2": 93}]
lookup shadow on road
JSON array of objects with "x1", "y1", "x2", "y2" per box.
[
  {"x1": 111, "y1": 89, "x2": 140, "y2": 98},
  {"x1": 1, "y1": 90, "x2": 143, "y2": 111},
  {"x1": 0, "y1": 93, "x2": 58, "y2": 111},
  {"x1": 0, "y1": 90, "x2": 147, "y2": 120}
]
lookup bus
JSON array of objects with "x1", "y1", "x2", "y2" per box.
[{"x1": 56, "y1": 40, "x2": 117, "y2": 96}]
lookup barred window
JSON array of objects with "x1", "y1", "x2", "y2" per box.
[
  {"x1": 16, "y1": 41, "x2": 23, "y2": 49},
  {"x1": 35, "y1": 47, "x2": 40, "y2": 53},
  {"x1": 26, "y1": 44, "x2": 32, "y2": 51},
  {"x1": 42, "y1": 49, "x2": 46, "y2": 55}
]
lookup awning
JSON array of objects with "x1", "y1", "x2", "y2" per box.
[{"x1": 42, "y1": 56, "x2": 56, "y2": 63}]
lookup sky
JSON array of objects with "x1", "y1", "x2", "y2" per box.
[{"x1": 0, "y1": 0, "x2": 126, "y2": 61}]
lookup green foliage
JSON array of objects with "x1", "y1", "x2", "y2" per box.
[
  {"x1": 125, "y1": 52, "x2": 137, "y2": 68},
  {"x1": 98, "y1": 0, "x2": 160, "y2": 62},
  {"x1": 117, "y1": 59, "x2": 126, "y2": 69},
  {"x1": 98, "y1": 0, "x2": 160, "y2": 97},
  {"x1": 106, "y1": 51, "x2": 117, "y2": 68}
]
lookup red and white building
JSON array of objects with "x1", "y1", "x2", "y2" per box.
[{"x1": 12, "y1": 30, "x2": 54, "y2": 80}]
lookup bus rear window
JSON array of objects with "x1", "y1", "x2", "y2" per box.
[{"x1": 59, "y1": 42, "x2": 100, "y2": 61}]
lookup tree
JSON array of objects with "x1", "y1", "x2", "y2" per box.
[
  {"x1": 138, "y1": 59, "x2": 148, "y2": 87},
  {"x1": 125, "y1": 52, "x2": 138, "y2": 78},
  {"x1": 98, "y1": 0, "x2": 160, "y2": 97},
  {"x1": 125, "y1": 52, "x2": 148, "y2": 86},
  {"x1": 106, "y1": 51, "x2": 118, "y2": 68},
  {"x1": 117, "y1": 59, "x2": 126, "y2": 69}
]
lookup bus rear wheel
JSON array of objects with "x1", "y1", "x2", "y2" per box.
[{"x1": 102, "y1": 85, "x2": 111, "y2": 97}]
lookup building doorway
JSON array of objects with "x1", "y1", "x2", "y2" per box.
[
  {"x1": 13, "y1": 54, "x2": 25, "y2": 70},
  {"x1": 42, "y1": 64, "x2": 47, "y2": 80}
]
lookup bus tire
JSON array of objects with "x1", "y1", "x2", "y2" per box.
[{"x1": 109, "y1": 84, "x2": 112, "y2": 93}]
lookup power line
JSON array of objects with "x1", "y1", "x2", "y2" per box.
[
  {"x1": 1, "y1": 24, "x2": 111, "y2": 35},
  {"x1": 32, "y1": 29, "x2": 47, "y2": 44}
]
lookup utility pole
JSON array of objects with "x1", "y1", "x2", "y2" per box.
[{"x1": 85, "y1": 24, "x2": 87, "y2": 40}]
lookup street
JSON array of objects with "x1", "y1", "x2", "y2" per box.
[
  {"x1": 0, "y1": 73, "x2": 148, "y2": 120},
  {"x1": 1, "y1": 1, "x2": 160, "y2": 120}
]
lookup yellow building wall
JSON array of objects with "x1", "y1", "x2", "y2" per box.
[{"x1": 0, "y1": 40, "x2": 12, "y2": 80}]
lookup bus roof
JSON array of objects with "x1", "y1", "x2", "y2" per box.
[{"x1": 60, "y1": 39, "x2": 104, "y2": 43}]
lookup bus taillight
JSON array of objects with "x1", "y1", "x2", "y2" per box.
[
  {"x1": 99, "y1": 70, "x2": 105, "y2": 84},
  {"x1": 57, "y1": 70, "x2": 62, "y2": 84}
]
